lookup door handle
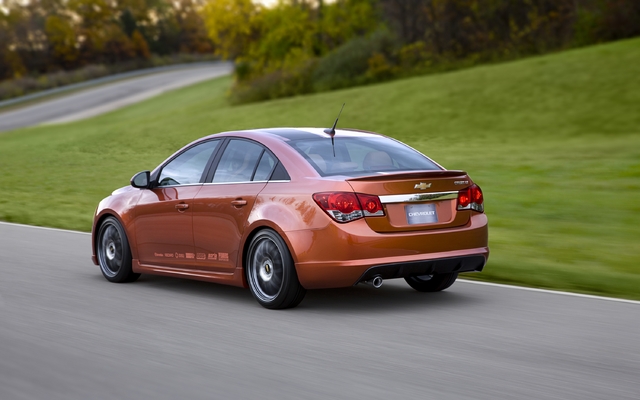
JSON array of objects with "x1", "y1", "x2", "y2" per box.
[
  {"x1": 231, "y1": 199, "x2": 247, "y2": 207},
  {"x1": 175, "y1": 203, "x2": 189, "y2": 211}
]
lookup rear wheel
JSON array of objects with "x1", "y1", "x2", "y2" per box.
[
  {"x1": 97, "y1": 216, "x2": 140, "y2": 283},
  {"x1": 404, "y1": 272, "x2": 458, "y2": 292},
  {"x1": 246, "y1": 230, "x2": 306, "y2": 309}
]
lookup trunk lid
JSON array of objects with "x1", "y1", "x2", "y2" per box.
[{"x1": 346, "y1": 170, "x2": 472, "y2": 233}]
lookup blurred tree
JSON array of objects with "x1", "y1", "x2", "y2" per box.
[
  {"x1": 380, "y1": 0, "x2": 577, "y2": 58},
  {"x1": 69, "y1": 0, "x2": 117, "y2": 64},
  {"x1": 119, "y1": 8, "x2": 138, "y2": 38},
  {"x1": 5, "y1": 0, "x2": 51, "y2": 73},
  {"x1": 596, "y1": 0, "x2": 640, "y2": 41},
  {"x1": 201, "y1": 0, "x2": 259, "y2": 59},
  {"x1": 45, "y1": 15, "x2": 80, "y2": 68},
  {"x1": 176, "y1": 0, "x2": 213, "y2": 53},
  {"x1": 203, "y1": 0, "x2": 380, "y2": 82},
  {"x1": 103, "y1": 24, "x2": 136, "y2": 63},
  {"x1": 131, "y1": 29, "x2": 151, "y2": 59},
  {"x1": 250, "y1": 1, "x2": 316, "y2": 67},
  {"x1": 320, "y1": 0, "x2": 380, "y2": 51},
  {"x1": 379, "y1": 0, "x2": 429, "y2": 44}
]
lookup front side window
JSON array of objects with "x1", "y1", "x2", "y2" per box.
[
  {"x1": 158, "y1": 140, "x2": 219, "y2": 186},
  {"x1": 213, "y1": 139, "x2": 266, "y2": 183},
  {"x1": 287, "y1": 136, "x2": 440, "y2": 177}
]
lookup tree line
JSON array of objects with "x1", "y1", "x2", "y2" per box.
[
  {"x1": 2, "y1": 0, "x2": 639, "y2": 100},
  {"x1": 0, "y1": 0, "x2": 212, "y2": 81},
  {"x1": 200, "y1": 0, "x2": 640, "y2": 103}
]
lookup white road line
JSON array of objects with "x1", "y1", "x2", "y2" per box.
[
  {"x1": 1, "y1": 220, "x2": 638, "y2": 305},
  {"x1": 459, "y1": 279, "x2": 640, "y2": 305}
]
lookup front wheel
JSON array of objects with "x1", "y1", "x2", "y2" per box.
[
  {"x1": 404, "y1": 272, "x2": 458, "y2": 292},
  {"x1": 246, "y1": 230, "x2": 306, "y2": 309},
  {"x1": 96, "y1": 216, "x2": 140, "y2": 283}
]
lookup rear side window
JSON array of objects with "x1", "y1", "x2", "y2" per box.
[
  {"x1": 213, "y1": 139, "x2": 271, "y2": 183},
  {"x1": 287, "y1": 136, "x2": 440, "y2": 177},
  {"x1": 158, "y1": 140, "x2": 219, "y2": 186},
  {"x1": 253, "y1": 152, "x2": 276, "y2": 181}
]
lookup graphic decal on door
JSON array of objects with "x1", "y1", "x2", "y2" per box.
[{"x1": 154, "y1": 251, "x2": 229, "y2": 262}]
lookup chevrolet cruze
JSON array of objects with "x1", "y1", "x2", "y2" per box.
[{"x1": 92, "y1": 128, "x2": 488, "y2": 309}]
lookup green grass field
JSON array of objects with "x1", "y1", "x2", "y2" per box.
[{"x1": 1, "y1": 38, "x2": 639, "y2": 299}]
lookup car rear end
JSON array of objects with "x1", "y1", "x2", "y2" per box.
[{"x1": 268, "y1": 129, "x2": 488, "y2": 289}]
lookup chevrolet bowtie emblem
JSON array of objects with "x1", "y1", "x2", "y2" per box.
[{"x1": 414, "y1": 182, "x2": 432, "y2": 190}]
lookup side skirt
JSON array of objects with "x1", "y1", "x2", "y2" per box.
[{"x1": 132, "y1": 259, "x2": 247, "y2": 288}]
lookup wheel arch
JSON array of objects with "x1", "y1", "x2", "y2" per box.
[
  {"x1": 239, "y1": 221, "x2": 297, "y2": 287},
  {"x1": 92, "y1": 211, "x2": 137, "y2": 263}
]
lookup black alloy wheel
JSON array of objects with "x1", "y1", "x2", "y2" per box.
[
  {"x1": 246, "y1": 229, "x2": 306, "y2": 309},
  {"x1": 97, "y1": 216, "x2": 140, "y2": 283}
]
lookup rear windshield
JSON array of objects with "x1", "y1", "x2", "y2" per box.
[{"x1": 286, "y1": 136, "x2": 440, "y2": 177}]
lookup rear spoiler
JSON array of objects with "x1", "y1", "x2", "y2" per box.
[{"x1": 346, "y1": 170, "x2": 468, "y2": 182}]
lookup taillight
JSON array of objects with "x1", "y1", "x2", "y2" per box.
[
  {"x1": 457, "y1": 184, "x2": 484, "y2": 212},
  {"x1": 356, "y1": 193, "x2": 384, "y2": 216},
  {"x1": 313, "y1": 192, "x2": 385, "y2": 222},
  {"x1": 458, "y1": 189, "x2": 471, "y2": 208}
]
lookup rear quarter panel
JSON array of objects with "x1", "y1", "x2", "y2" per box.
[{"x1": 242, "y1": 178, "x2": 354, "y2": 265}]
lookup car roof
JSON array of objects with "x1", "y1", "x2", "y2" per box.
[
  {"x1": 189, "y1": 128, "x2": 396, "y2": 181},
  {"x1": 258, "y1": 128, "x2": 379, "y2": 140},
  {"x1": 202, "y1": 127, "x2": 382, "y2": 142}
]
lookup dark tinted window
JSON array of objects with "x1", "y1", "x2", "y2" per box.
[
  {"x1": 253, "y1": 152, "x2": 276, "y2": 181},
  {"x1": 213, "y1": 140, "x2": 264, "y2": 183},
  {"x1": 271, "y1": 162, "x2": 290, "y2": 180},
  {"x1": 158, "y1": 140, "x2": 219, "y2": 186},
  {"x1": 287, "y1": 136, "x2": 440, "y2": 177}
]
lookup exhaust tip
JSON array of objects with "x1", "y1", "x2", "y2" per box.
[{"x1": 372, "y1": 276, "x2": 383, "y2": 289}]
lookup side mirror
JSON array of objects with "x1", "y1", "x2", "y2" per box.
[{"x1": 131, "y1": 171, "x2": 151, "y2": 189}]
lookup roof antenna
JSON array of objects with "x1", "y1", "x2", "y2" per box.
[{"x1": 324, "y1": 103, "x2": 344, "y2": 157}]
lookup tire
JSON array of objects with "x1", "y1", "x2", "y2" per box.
[
  {"x1": 96, "y1": 216, "x2": 140, "y2": 283},
  {"x1": 246, "y1": 230, "x2": 306, "y2": 309},
  {"x1": 404, "y1": 272, "x2": 458, "y2": 292}
]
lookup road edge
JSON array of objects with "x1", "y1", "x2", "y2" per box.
[
  {"x1": 1, "y1": 220, "x2": 638, "y2": 306},
  {"x1": 0, "y1": 61, "x2": 231, "y2": 110}
]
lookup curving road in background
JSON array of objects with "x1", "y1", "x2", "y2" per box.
[
  {"x1": 0, "y1": 61, "x2": 233, "y2": 133},
  {"x1": 1, "y1": 222, "x2": 638, "y2": 400}
]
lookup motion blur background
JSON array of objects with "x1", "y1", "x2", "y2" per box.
[{"x1": 2, "y1": 0, "x2": 639, "y2": 102}]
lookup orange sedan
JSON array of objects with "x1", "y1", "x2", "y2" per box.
[{"x1": 91, "y1": 128, "x2": 488, "y2": 309}]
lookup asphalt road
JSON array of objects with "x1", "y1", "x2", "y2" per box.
[
  {"x1": 1, "y1": 222, "x2": 638, "y2": 399},
  {"x1": 0, "y1": 62, "x2": 233, "y2": 133}
]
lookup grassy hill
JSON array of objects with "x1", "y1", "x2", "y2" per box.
[{"x1": 1, "y1": 38, "x2": 639, "y2": 299}]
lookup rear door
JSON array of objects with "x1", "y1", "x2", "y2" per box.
[
  {"x1": 191, "y1": 139, "x2": 275, "y2": 272},
  {"x1": 347, "y1": 171, "x2": 472, "y2": 233}
]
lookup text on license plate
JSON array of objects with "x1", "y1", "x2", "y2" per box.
[{"x1": 405, "y1": 203, "x2": 438, "y2": 225}]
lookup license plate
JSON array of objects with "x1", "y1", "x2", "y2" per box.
[{"x1": 405, "y1": 203, "x2": 438, "y2": 225}]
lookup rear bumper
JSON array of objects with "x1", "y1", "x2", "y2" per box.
[
  {"x1": 294, "y1": 248, "x2": 488, "y2": 289},
  {"x1": 289, "y1": 213, "x2": 488, "y2": 289},
  {"x1": 356, "y1": 254, "x2": 486, "y2": 283}
]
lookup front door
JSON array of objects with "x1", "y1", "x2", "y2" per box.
[
  {"x1": 134, "y1": 139, "x2": 220, "y2": 268},
  {"x1": 135, "y1": 186, "x2": 202, "y2": 267}
]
